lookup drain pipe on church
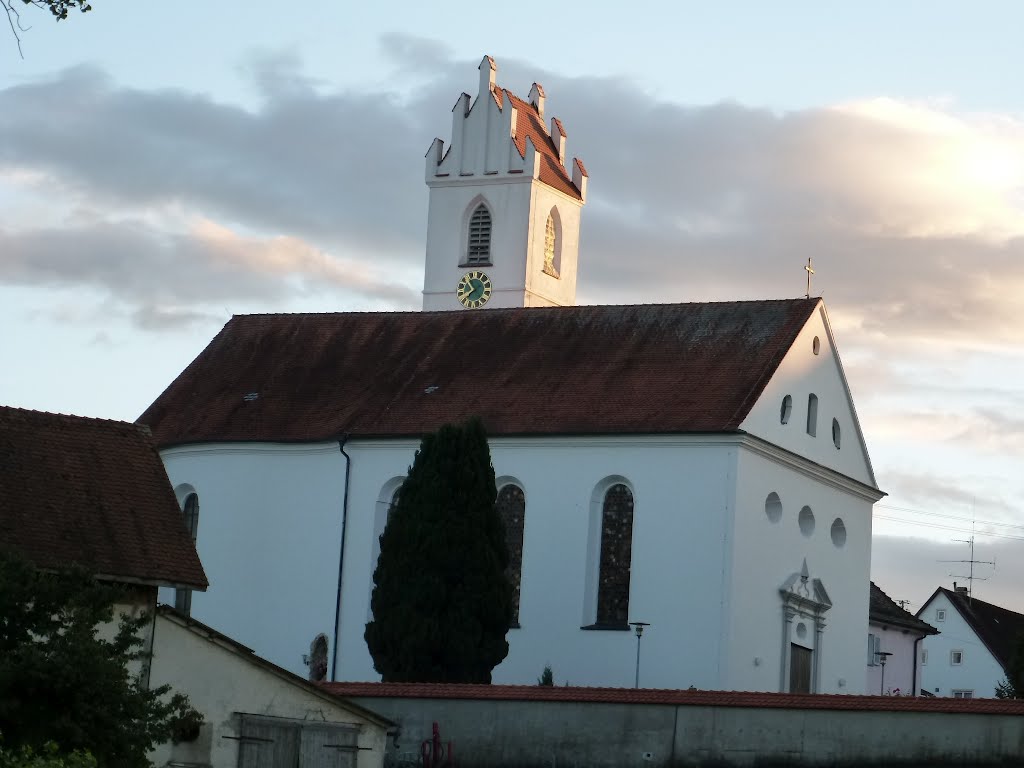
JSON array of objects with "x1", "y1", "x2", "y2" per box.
[{"x1": 331, "y1": 434, "x2": 353, "y2": 681}]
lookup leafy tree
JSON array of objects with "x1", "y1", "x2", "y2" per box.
[
  {"x1": 0, "y1": 743, "x2": 96, "y2": 768},
  {"x1": 4, "y1": 1, "x2": 92, "y2": 57},
  {"x1": 995, "y1": 631, "x2": 1024, "y2": 698},
  {"x1": 0, "y1": 551, "x2": 200, "y2": 767},
  {"x1": 365, "y1": 418, "x2": 514, "y2": 683},
  {"x1": 537, "y1": 665, "x2": 554, "y2": 686}
]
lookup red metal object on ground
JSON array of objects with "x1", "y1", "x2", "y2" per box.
[{"x1": 420, "y1": 721, "x2": 455, "y2": 768}]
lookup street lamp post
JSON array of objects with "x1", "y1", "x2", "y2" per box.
[
  {"x1": 878, "y1": 651, "x2": 893, "y2": 695},
  {"x1": 629, "y1": 621, "x2": 650, "y2": 689}
]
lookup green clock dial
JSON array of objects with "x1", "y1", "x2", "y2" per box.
[{"x1": 456, "y1": 271, "x2": 492, "y2": 309}]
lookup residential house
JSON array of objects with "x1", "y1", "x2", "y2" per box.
[
  {"x1": 866, "y1": 582, "x2": 937, "y2": 695},
  {"x1": 917, "y1": 585, "x2": 1024, "y2": 698}
]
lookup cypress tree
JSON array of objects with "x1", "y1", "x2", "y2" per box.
[{"x1": 364, "y1": 417, "x2": 513, "y2": 682}]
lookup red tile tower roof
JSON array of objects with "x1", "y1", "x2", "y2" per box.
[
  {"x1": 0, "y1": 406, "x2": 208, "y2": 589},
  {"x1": 139, "y1": 299, "x2": 818, "y2": 447}
]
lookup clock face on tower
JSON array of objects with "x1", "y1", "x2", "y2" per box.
[{"x1": 456, "y1": 271, "x2": 492, "y2": 309}]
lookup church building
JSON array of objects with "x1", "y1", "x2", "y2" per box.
[{"x1": 140, "y1": 56, "x2": 883, "y2": 694}]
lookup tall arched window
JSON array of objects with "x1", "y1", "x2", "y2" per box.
[
  {"x1": 496, "y1": 484, "x2": 526, "y2": 625},
  {"x1": 596, "y1": 483, "x2": 634, "y2": 627},
  {"x1": 543, "y1": 211, "x2": 559, "y2": 277},
  {"x1": 175, "y1": 492, "x2": 199, "y2": 615},
  {"x1": 467, "y1": 204, "x2": 492, "y2": 264}
]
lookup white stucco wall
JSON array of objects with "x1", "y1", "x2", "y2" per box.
[
  {"x1": 866, "y1": 622, "x2": 922, "y2": 696},
  {"x1": 158, "y1": 443, "x2": 346, "y2": 678},
  {"x1": 919, "y1": 592, "x2": 1006, "y2": 698},
  {"x1": 726, "y1": 444, "x2": 875, "y2": 694},
  {"x1": 740, "y1": 303, "x2": 874, "y2": 487},
  {"x1": 338, "y1": 436, "x2": 738, "y2": 689},
  {"x1": 148, "y1": 612, "x2": 387, "y2": 768}
]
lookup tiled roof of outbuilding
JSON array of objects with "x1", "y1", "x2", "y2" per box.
[
  {"x1": 323, "y1": 682, "x2": 1024, "y2": 714},
  {"x1": 139, "y1": 299, "x2": 819, "y2": 447},
  {"x1": 0, "y1": 406, "x2": 207, "y2": 589},
  {"x1": 870, "y1": 582, "x2": 937, "y2": 635}
]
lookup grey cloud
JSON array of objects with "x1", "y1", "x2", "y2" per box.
[
  {"x1": 2, "y1": 38, "x2": 1024, "y2": 346},
  {"x1": 872, "y1": 534, "x2": 1024, "y2": 616},
  {"x1": 878, "y1": 470, "x2": 1014, "y2": 515}
]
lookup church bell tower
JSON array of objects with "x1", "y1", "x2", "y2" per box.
[{"x1": 422, "y1": 56, "x2": 588, "y2": 311}]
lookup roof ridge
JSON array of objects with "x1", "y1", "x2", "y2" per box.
[{"x1": 0, "y1": 404, "x2": 151, "y2": 436}]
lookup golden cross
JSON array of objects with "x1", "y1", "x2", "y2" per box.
[{"x1": 804, "y1": 257, "x2": 815, "y2": 298}]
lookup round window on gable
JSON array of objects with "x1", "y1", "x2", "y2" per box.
[
  {"x1": 765, "y1": 492, "x2": 782, "y2": 523},
  {"x1": 798, "y1": 505, "x2": 815, "y2": 537},
  {"x1": 780, "y1": 395, "x2": 793, "y2": 424},
  {"x1": 832, "y1": 418, "x2": 841, "y2": 449},
  {"x1": 812, "y1": 336, "x2": 821, "y2": 355}
]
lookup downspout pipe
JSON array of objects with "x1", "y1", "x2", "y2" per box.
[
  {"x1": 331, "y1": 434, "x2": 352, "y2": 681},
  {"x1": 912, "y1": 634, "x2": 923, "y2": 697}
]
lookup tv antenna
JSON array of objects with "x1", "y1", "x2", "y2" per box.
[{"x1": 939, "y1": 529, "x2": 995, "y2": 602}]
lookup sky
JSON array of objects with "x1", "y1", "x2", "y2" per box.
[{"x1": 2, "y1": 1, "x2": 1023, "y2": 615}]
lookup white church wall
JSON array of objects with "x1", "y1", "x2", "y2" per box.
[
  {"x1": 725, "y1": 445, "x2": 874, "y2": 695},
  {"x1": 337, "y1": 436, "x2": 740, "y2": 689},
  {"x1": 919, "y1": 592, "x2": 1005, "y2": 698},
  {"x1": 740, "y1": 303, "x2": 875, "y2": 487},
  {"x1": 423, "y1": 179, "x2": 533, "y2": 310},
  {"x1": 159, "y1": 443, "x2": 346, "y2": 679},
  {"x1": 523, "y1": 183, "x2": 582, "y2": 307}
]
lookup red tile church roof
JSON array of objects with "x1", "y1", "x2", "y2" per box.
[
  {"x1": 0, "y1": 406, "x2": 208, "y2": 589},
  {"x1": 139, "y1": 299, "x2": 818, "y2": 447}
]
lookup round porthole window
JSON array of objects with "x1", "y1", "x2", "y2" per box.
[{"x1": 798, "y1": 505, "x2": 815, "y2": 537}]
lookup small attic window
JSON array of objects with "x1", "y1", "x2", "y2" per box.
[
  {"x1": 812, "y1": 336, "x2": 821, "y2": 355},
  {"x1": 243, "y1": 392, "x2": 259, "y2": 402},
  {"x1": 832, "y1": 418, "x2": 841, "y2": 449},
  {"x1": 780, "y1": 395, "x2": 793, "y2": 424},
  {"x1": 806, "y1": 394, "x2": 818, "y2": 437}
]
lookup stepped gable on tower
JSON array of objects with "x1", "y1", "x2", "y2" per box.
[{"x1": 425, "y1": 55, "x2": 587, "y2": 202}]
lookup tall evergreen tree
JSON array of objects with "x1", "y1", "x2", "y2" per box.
[{"x1": 365, "y1": 418, "x2": 513, "y2": 682}]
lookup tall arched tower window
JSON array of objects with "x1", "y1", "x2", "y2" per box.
[
  {"x1": 543, "y1": 211, "x2": 560, "y2": 277},
  {"x1": 496, "y1": 483, "x2": 526, "y2": 625},
  {"x1": 175, "y1": 492, "x2": 199, "y2": 615},
  {"x1": 596, "y1": 483, "x2": 634, "y2": 627},
  {"x1": 466, "y1": 204, "x2": 492, "y2": 265}
]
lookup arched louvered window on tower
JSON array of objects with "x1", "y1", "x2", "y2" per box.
[
  {"x1": 543, "y1": 210, "x2": 560, "y2": 277},
  {"x1": 466, "y1": 204, "x2": 492, "y2": 265},
  {"x1": 496, "y1": 484, "x2": 526, "y2": 626},
  {"x1": 596, "y1": 483, "x2": 634, "y2": 627},
  {"x1": 175, "y1": 492, "x2": 199, "y2": 616}
]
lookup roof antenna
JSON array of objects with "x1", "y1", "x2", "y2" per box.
[
  {"x1": 940, "y1": 520, "x2": 995, "y2": 603},
  {"x1": 804, "y1": 257, "x2": 815, "y2": 298}
]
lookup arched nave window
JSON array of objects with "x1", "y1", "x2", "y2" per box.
[
  {"x1": 175, "y1": 492, "x2": 199, "y2": 615},
  {"x1": 596, "y1": 483, "x2": 634, "y2": 627},
  {"x1": 496, "y1": 483, "x2": 526, "y2": 625},
  {"x1": 467, "y1": 204, "x2": 492, "y2": 265}
]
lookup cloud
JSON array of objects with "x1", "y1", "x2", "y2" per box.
[{"x1": 1, "y1": 37, "x2": 1024, "y2": 347}]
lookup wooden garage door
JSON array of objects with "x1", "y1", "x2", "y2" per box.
[{"x1": 238, "y1": 716, "x2": 359, "y2": 768}]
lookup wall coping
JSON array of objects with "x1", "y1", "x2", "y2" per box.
[{"x1": 323, "y1": 682, "x2": 1024, "y2": 715}]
